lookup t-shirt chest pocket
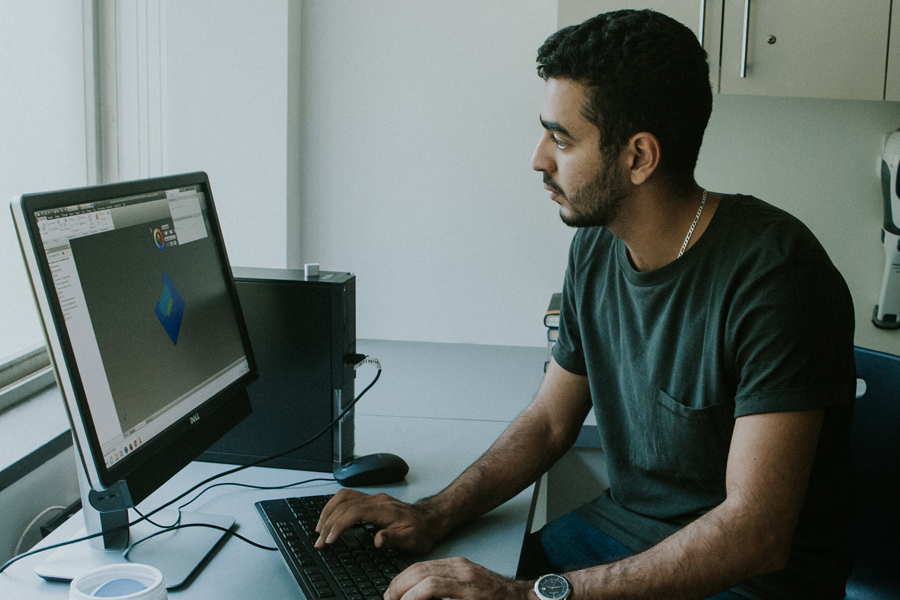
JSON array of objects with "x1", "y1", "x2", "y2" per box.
[{"x1": 645, "y1": 389, "x2": 734, "y2": 481}]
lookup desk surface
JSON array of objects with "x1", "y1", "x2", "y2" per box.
[
  {"x1": 0, "y1": 413, "x2": 534, "y2": 598},
  {"x1": 356, "y1": 339, "x2": 595, "y2": 426},
  {"x1": 356, "y1": 339, "x2": 544, "y2": 421}
]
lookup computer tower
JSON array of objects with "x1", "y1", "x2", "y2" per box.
[{"x1": 199, "y1": 267, "x2": 356, "y2": 471}]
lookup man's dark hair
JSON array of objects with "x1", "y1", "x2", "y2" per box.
[{"x1": 537, "y1": 10, "x2": 712, "y2": 189}]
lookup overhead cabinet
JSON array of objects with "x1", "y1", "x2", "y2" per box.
[
  {"x1": 886, "y1": 4, "x2": 900, "y2": 101},
  {"x1": 720, "y1": 0, "x2": 891, "y2": 100},
  {"x1": 559, "y1": 0, "x2": 897, "y2": 102}
]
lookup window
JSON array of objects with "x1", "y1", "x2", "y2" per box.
[
  {"x1": 0, "y1": 1, "x2": 90, "y2": 363},
  {"x1": 1, "y1": 0, "x2": 290, "y2": 374}
]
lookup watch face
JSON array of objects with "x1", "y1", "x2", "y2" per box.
[{"x1": 537, "y1": 574, "x2": 570, "y2": 599}]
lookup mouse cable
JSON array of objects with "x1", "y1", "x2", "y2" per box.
[{"x1": 0, "y1": 359, "x2": 381, "y2": 574}]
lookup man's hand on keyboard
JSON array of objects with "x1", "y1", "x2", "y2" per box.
[
  {"x1": 385, "y1": 557, "x2": 532, "y2": 600},
  {"x1": 315, "y1": 489, "x2": 447, "y2": 555}
]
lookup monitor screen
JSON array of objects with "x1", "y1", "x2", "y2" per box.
[{"x1": 11, "y1": 172, "x2": 257, "y2": 504}]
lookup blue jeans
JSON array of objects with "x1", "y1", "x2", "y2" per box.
[{"x1": 518, "y1": 512, "x2": 744, "y2": 600}]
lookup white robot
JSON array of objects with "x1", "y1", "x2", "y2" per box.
[{"x1": 874, "y1": 129, "x2": 900, "y2": 329}]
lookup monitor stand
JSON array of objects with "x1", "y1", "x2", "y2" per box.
[{"x1": 35, "y1": 460, "x2": 234, "y2": 589}]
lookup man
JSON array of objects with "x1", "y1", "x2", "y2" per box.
[{"x1": 316, "y1": 10, "x2": 856, "y2": 599}]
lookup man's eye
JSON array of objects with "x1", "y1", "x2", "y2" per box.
[{"x1": 552, "y1": 135, "x2": 568, "y2": 150}]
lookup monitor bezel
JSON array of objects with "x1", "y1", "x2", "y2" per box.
[{"x1": 11, "y1": 171, "x2": 257, "y2": 503}]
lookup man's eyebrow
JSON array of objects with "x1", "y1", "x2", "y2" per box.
[{"x1": 540, "y1": 117, "x2": 572, "y2": 138}]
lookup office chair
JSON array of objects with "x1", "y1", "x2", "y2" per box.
[{"x1": 845, "y1": 346, "x2": 900, "y2": 600}]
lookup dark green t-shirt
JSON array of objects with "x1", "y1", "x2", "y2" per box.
[{"x1": 553, "y1": 194, "x2": 856, "y2": 599}]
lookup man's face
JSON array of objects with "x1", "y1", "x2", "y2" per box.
[{"x1": 531, "y1": 78, "x2": 627, "y2": 228}]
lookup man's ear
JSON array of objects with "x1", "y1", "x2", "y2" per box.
[{"x1": 624, "y1": 132, "x2": 661, "y2": 185}]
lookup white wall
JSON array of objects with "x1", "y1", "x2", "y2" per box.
[
  {"x1": 293, "y1": 0, "x2": 570, "y2": 347},
  {"x1": 294, "y1": 1, "x2": 900, "y2": 354},
  {"x1": 0, "y1": 0, "x2": 88, "y2": 361},
  {"x1": 166, "y1": 0, "x2": 290, "y2": 269}
]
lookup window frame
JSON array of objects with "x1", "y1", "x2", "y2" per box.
[{"x1": 0, "y1": 345, "x2": 54, "y2": 413}]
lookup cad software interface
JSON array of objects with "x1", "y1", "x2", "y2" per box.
[{"x1": 33, "y1": 185, "x2": 250, "y2": 470}]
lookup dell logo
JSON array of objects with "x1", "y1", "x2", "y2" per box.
[{"x1": 190, "y1": 413, "x2": 200, "y2": 425}]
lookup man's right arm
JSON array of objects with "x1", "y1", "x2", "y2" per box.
[{"x1": 315, "y1": 358, "x2": 593, "y2": 552}]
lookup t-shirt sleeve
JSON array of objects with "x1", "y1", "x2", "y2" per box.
[
  {"x1": 727, "y1": 240, "x2": 856, "y2": 417},
  {"x1": 552, "y1": 232, "x2": 588, "y2": 376}
]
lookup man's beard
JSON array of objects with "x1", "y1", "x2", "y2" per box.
[{"x1": 547, "y1": 155, "x2": 628, "y2": 228}]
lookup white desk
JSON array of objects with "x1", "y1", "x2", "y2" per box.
[
  {"x1": 355, "y1": 339, "x2": 546, "y2": 422},
  {"x1": 0, "y1": 413, "x2": 535, "y2": 598}
]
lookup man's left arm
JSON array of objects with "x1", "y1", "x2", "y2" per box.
[{"x1": 385, "y1": 409, "x2": 824, "y2": 600}]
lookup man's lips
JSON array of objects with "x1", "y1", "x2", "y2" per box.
[
  {"x1": 543, "y1": 182, "x2": 564, "y2": 202},
  {"x1": 542, "y1": 173, "x2": 564, "y2": 199}
]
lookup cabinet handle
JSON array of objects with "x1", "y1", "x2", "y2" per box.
[
  {"x1": 698, "y1": 0, "x2": 706, "y2": 47},
  {"x1": 740, "y1": 0, "x2": 751, "y2": 77}
]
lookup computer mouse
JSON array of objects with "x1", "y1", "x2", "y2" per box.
[{"x1": 333, "y1": 453, "x2": 409, "y2": 487}]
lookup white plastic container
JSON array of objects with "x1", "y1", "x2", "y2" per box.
[{"x1": 69, "y1": 563, "x2": 166, "y2": 600}]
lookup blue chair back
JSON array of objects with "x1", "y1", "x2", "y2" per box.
[{"x1": 845, "y1": 346, "x2": 900, "y2": 599}]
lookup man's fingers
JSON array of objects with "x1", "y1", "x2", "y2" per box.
[
  {"x1": 315, "y1": 489, "x2": 374, "y2": 547},
  {"x1": 315, "y1": 491, "x2": 425, "y2": 549},
  {"x1": 398, "y1": 575, "x2": 455, "y2": 600},
  {"x1": 388, "y1": 560, "x2": 448, "y2": 600},
  {"x1": 388, "y1": 558, "x2": 472, "y2": 600},
  {"x1": 315, "y1": 503, "x2": 369, "y2": 546},
  {"x1": 316, "y1": 488, "x2": 366, "y2": 533},
  {"x1": 386, "y1": 557, "x2": 528, "y2": 600},
  {"x1": 374, "y1": 523, "x2": 434, "y2": 555}
]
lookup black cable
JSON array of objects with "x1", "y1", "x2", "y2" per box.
[
  {"x1": 133, "y1": 476, "x2": 337, "y2": 530},
  {"x1": 136, "y1": 365, "x2": 380, "y2": 525},
  {"x1": 177, "y1": 477, "x2": 337, "y2": 512},
  {"x1": 123, "y1": 523, "x2": 278, "y2": 554},
  {"x1": 0, "y1": 364, "x2": 380, "y2": 574},
  {"x1": 133, "y1": 506, "x2": 181, "y2": 530},
  {"x1": 125, "y1": 475, "x2": 337, "y2": 555}
]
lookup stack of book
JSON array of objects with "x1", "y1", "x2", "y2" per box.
[{"x1": 544, "y1": 292, "x2": 561, "y2": 372}]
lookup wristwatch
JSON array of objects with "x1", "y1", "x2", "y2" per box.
[{"x1": 534, "y1": 573, "x2": 571, "y2": 600}]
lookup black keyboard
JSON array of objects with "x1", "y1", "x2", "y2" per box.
[{"x1": 256, "y1": 494, "x2": 414, "y2": 600}]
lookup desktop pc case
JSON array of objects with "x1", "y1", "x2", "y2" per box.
[{"x1": 200, "y1": 267, "x2": 356, "y2": 472}]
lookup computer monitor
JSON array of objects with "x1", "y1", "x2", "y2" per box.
[{"x1": 10, "y1": 172, "x2": 258, "y2": 584}]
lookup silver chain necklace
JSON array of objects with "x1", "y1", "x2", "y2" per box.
[{"x1": 678, "y1": 189, "x2": 707, "y2": 258}]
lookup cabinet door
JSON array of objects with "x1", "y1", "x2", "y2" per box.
[
  {"x1": 720, "y1": 0, "x2": 891, "y2": 100},
  {"x1": 557, "y1": 1, "x2": 722, "y2": 90},
  {"x1": 886, "y1": 4, "x2": 900, "y2": 101}
]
